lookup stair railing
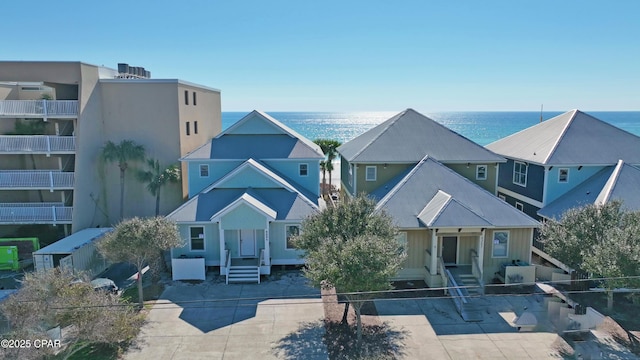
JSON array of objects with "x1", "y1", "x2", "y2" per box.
[
  {"x1": 225, "y1": 249, "x2": 231, "y2": 284},
  {"x1": 470, "y1": 249, "x2": 485, "y2": 295}
]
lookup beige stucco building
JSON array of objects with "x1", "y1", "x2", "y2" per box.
[{"x1": 0, "y1": 61, "x2": 221, "y2": 243}]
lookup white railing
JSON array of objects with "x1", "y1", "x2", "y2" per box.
[
  {"x1": 0, "y1": 202, "x2": 72, "y2": 224},
  {"x1": 259, "y1": 248, "x2": 265, "y2": 266},
  {"x1": 470, "y1": 249, "x2": 485, "y2": 295},
  {"x1": 225, "y1": 250, "x2": 231, "y2": 285},
  {"x1": 0, "y1": 171, "x2": 74, "y2": 189},
  {"x1": 438, "y1": 257, "x2": 448, "y2": 294},
  {"x1": 0, "y1": 135, "x2": 75, "y2": 153},
  {"x1": 0, "y1": 100, "x2": 78, "y2": 118}
]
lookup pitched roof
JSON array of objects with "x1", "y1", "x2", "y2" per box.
[
  {"x1": 538, "y1": 160, "x2": 640, "y2": 219},
  {"x1": 337, "y1": 108, "x2": 504, "y2": 163},
  {"x1": 375, "y1": 156, "x2": 540, "y2": 229},
  {"x1": 486, "y1": 110, "x2": 640, "y2": 166},
  {"x1": 182, "y1": 110, "x2": 324, "y2": 160}
]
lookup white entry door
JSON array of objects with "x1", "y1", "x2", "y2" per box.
[{"x1": 239, "y1": 229, "x2": 256, "y2": 257}]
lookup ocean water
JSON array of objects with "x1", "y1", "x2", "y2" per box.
[{"x1": 222, "y1": 111, "x2": 640, "y2": 146}]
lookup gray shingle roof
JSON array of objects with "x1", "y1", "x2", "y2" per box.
[
  {"x1": 183, "y1": 110, "x2": 324, "y2": 160},
  {"x1": 375, "y1": 156, "x2": 540, "y2": 229},
  {"x1": 486, "y1": 110, "x2": 640, "y2": 166},
  {"x1": 338, "y1": 108, "x2": 504, "y2": 163},
  {"x1": 538, "y1": 160, "x2": 640, "y2": 219}
]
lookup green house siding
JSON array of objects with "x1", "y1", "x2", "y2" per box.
[
  {"x1": 269, "y1": 222, "x2": 305, "y2": 262},
  {"x1": 354, "y1": 163, "x2": 413, "y2": 195},
  {"x1": 216, "y1": 166, "x2": 281, "y2": 189},
  {"x1": 173, "y1": 223, "x2": 220, "y2": 265},
  {"x1": 224, "y1": 229, "x2": 265, "y2": 258},
  {"x1": 220, "y1": 203, "x2": 267, "y2": 229},
  {"x1": 445, "y1": 163, "x2": 498, "y2": 194},
  {"x1": 227, "y1": 114, "x2": 283, "y2": 134},
  {"x1": 341, "y1": 157, "x2": 354, "y2": 195}
]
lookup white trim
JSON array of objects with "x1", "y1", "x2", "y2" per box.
[
  {"x1": 498, "y1": 194, "x2": 506, "y2": 201},
  {"x1": 365, "y1": 166, "x2": 377, "y2": 181},
  {"x1": 199, "y1": 164, "x2": 209, "y2": 178},
  {"x1": 497, "y1": 187, "x2": 544, "y2": 208},
  {"x1": 210, "y1": 192, "x2": 277, "y2": 222},
  {"x1": 558, "y1": 168, "x2": 569, "y2": 183},
  {"x1": 476, "y1": 164, "x2": 488, "y2": 180},
  {"x1": 512, "y1": 161, "x2": 528, "y2": 187},
  {"x1": 299, "y1": 163, "x2": 309, "y2": 177},
  {"x1": 494, "y1": 163, "x2": 500, "y2": 196},
  {"x1": 352, "y1": 163, "x2": 357, "y2": 194},
  {"x1": 188, "y1": 226, "x2": 206, "y2": 252},
  {"x1": 515, "y1": 202, "x2": 524, "y2": 212},
  {"x1": 491, "y1": 230, "x2": 509, "y2": 258},
  {"x1": 284, "y1": 224, "x2": 301, "y2": 251},
  {"x1": 239, "y1": 229, "x2": 257, "y2": 257},
  {"x1": 542, "y1": 166, "x2": 549, "y2": 205}
]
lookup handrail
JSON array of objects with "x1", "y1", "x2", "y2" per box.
[
  {"x1": 470, "y1": 249, "x2": 485, "y2": 295},
  {"x1": 225, "y1": 249, "x2": 231, "y2": 285},
  {"x1": 0, "y1": 170, "x2": 74, "y2": 189},
  {"x1": 0, "y1": 100, "x2": 78, "y2": 117},
  {"x1": 259, "y1": 248, "x2": 265, "y2": 266},
  {"x1": 437, "y1": 257, "x2": 448, "y2": 294}
]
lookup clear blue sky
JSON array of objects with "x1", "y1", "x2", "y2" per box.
[{"x1": 4, "y1": 1, "x2": 639, "y2": 112}]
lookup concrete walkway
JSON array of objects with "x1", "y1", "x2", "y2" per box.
[{"x1": 125, "y1": 275, "x2": 327, "y2": 360}]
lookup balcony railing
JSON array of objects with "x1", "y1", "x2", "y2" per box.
[
  {"x1": 0, "y1": 171, "x2": 75, "y2": 190},
  {"x1": 0, "y1": 136, "x2": 75, "y2": 154},
  {"x1": 0, "y1": 202, "x2": 72, "y2": 224},
  {"x1": 0, "y1": 100, "x2": 78, "y2": 118}
]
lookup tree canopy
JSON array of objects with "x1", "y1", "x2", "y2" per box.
[
  {"x1": 540, "y1": 201, "x2": 640, "y2": 309},
  {"x1": 294, "y1": 195, "x2": 404, "y2": 344},
  {"x1": 136, "y1": 158, "x2": 181, "y2": 216},
  {"x1": 102, "y1": 139, "x2": 146, "y2": 220},
  {"x1": 98, "y1": 217, "x2": 183, "y2": 305},
  {"x1": 0, "y1": 269, "x2": 143, "y2": 360}
]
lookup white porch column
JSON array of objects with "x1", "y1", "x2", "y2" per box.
[
  {"x1": 219, "y1": 223, "x2": 225, "y2": 269},
  {"x1": 478, "y1": 228, "x2": 485, "y2": 270},
  {"x1": 264, "y1": 220, "x2": 271, "y2": 266},
  {"x1": 430, "y1": 229, "x2": 438, "y2": 275}
]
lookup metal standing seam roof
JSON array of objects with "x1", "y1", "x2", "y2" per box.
[
  {"x1": 538, "y1": 160, "x2": 640, "y2": 219},
  {"x1": 182, "y1": 110, "x2": 324, "y2": 160},
  {"x1": 33, "y1": 228, "x2": 112, "y2": 255},
  {"x1": 337, "y1": 108, "x2": 505, "y2": 163},
  {"x1": 374, "y1": 156, "x2": 540, "y2": 229},
  {"x1": 486, "y1": 110, "x2": 640, "y2": 166}
]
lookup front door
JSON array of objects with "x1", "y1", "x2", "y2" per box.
[
  {"x1": 239, "y1": 229, "x2": 256, "y2": 257},
  {"x1": 442, "y1": 236, "x2": 458, "y2": 265}
]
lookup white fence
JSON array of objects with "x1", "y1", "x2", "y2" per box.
[
  {"x1": 0, "y1": 203, "x2": 72, "y2": 224},
  {"x1": 0, "y1": 100, "x2": 78, "y2": 118},
  {"x1": 0, "y1": 171, "x2": 74, "y2": 189},
  {"x1": 0, "y1": 135, "x2": 75, "y2": 153}
]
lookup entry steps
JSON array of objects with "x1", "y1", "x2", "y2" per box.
[
  {"x1": 227, "y1": 266, "x2": 260, "y2": 284},
  {"x1": 454, "y1": 274, "x2": 484, "y2": 322}
]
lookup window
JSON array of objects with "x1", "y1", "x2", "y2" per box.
[
  {"x1": 498, "y1": 194, "x2": 506, "y2": 201},
  {"x1": 513, "y1": 161, "x2": 528, "y2": 186},
  {"x1": 396, "y1": 232, "x2": 408, "y2": 257},
  {"x1": 285, "y1": 225, "x2": 300, "y2": 250},
  {"x1": 186, "y1": 121, "x2": 190, "y2": 136},
  {"x1": 194, "y1": 121, "x2": 198, "y2": 134},
  {"x1": 476, "y1": 165, "x2": 487, "y2": 180},
  {"x1": 365, "y1": 166, "x2": 377, "y2": 181},
  {"x1": 184, "y1": 90, "x2": 189, "y2": 105},
  {"x1": 193, "y1": 91, "x2": 197, "y2": 105},
  {"x1": 515, "y1": 202, "x2": 524, "y2": 212},
  {"x1": 299, "y1": 163, "x2": 308, "y2": 176},
  {"x1": 558, "y1": 168, "x2": 569, "y2": 183},
  {"x1": 199, "y1": 164, "x2": 209, "y2": 177},
  {"x1": 492, "y1": 231, "x2": 509, "y2": 258},
  {"x1": 190, "y1": 227, "x2": 205, "y2": 251}
]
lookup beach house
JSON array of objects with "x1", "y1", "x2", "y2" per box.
[{"x1": 167, "y1": 111, "x2": 324, "y2": 282}]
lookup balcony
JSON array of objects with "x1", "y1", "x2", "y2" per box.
[
  {"x1": 0, "y1": 171, "x2": 74, "y2": 190},
  {"x1": 0, "y1": 100, "x2": 78, "y2": 119},
  {"x1": 0, "y1": 202, "x2": 72, "y2": 224},
  {"x1": 0, "y1": 136, "x2": 75, "y2": 154}
]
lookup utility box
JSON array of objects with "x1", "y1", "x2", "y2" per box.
[
  {"x1": 0, "y1": 246, "x2": 19, "y2": 271},
  {"x1": 33, "y1": 228, "x2": 112, "y2": 277}
]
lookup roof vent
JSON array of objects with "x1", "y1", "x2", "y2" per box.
[{"x1": 115, "y1": 63, "x2": 151, "y2": 79}]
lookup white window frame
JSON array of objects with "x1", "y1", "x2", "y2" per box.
[
  {"x1": 476, "y1": 164, "x2": 488, "y2": 180},
  {"x1": 515, "y1": 202, "x2": 524, "y2": 212},
  {"x1": 349, "y1": 164, "x2": 354, "y2": 187},
  {"x1": 513, "y1": 161, "x2": 528, "y2": 187},
  {"x1": 199, "y1": 164, "x2": 209, "y2": 178},
  {"x1": 285, "y1": 225, "x2": 300, "y2": 250},
  {"x1": 189, "y1": 226, "x2": 206, "y2": 252},
  {"x1": 396, "y1": 231, "x2": 408, "y2": 257},
  {"x1": 558, "y1": 168, "x2": 569, "y2": 183},
  {"x1": 299, "y1": 163, "x2": 308, "y2": 177},
  {"x1": 491, "y1": 230, "x2": 509, "y2": 258},
  {"x1": 365, "y1": 166, "x2": 377, "y2": 181},
  {"x1": 498, "y1": 194, "x2": 506, "y2": 201}
]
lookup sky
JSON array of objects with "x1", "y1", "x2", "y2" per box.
[{"x1": 3, "y1": 1, "x2": 639, "y2": 112}]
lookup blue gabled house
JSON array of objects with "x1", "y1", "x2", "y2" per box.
[
  {"x1": 166, "y1": 111, "x2": 324, "y2": 282},
  {"x1": 487, "y1": 109, "x2": 640, "y2": 222}
]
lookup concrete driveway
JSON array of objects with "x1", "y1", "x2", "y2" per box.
[{"x1": 125, "y1": 273, "x2": 327, "y2": 360}]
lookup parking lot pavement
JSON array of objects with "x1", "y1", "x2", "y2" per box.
[{"x1": 125, "y1": 275, "x2": 327, "y2": 360}]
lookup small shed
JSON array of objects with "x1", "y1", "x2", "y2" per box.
[{"x1": 33, "y1": 228, "x2": 112, "y2": 277}]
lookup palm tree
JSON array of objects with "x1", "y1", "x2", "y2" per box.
[
  {"x1": 102, "y1": 140, "x2": 145, "y2": 220},
  {"x1": 136, "y1": 158, "x2": 181, "y2": 216},
  {"x1": 314, "y1": 139, "x2": 342, "y2": 195},
  {"x1": 319, "y1": 160, "x2": 328, "y2": 196}
]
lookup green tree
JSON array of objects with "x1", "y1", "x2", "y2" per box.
[
  {"x1": 314, "y1": 139, "x2": 341, "y2": 195},
  {"x1": 136, "y1": 158, "x2": 181, "y2": 216},
  {"x1": 294, "y1": 195, "x2": 404, "y2": 346},
  {"x1": 540, "y1": 201, "x2": 640, "y2": 310},
  {"x1": 98, "y1": 217, "x2": 184, "y2": 305},
  {"x1": 102, "y1": 140, "x2": 146, "y2": 220},
  {"x1": 0, "y1": 269, "x2": 143, "y2": 360}
]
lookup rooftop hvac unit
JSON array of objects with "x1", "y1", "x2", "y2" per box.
[
  {"x1": 145, "y1": 70, "x2": 150, "y2": 78},
  {"x1": 117, "y1": 63, "x2": 129, "y2": 73}
]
